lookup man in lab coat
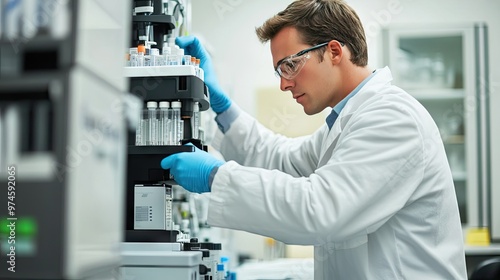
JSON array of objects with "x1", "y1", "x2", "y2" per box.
[{"x1": 161, "y1": 0, "x2": 468, "y2": 279}]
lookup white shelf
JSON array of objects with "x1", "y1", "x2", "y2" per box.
[
  {"x1": 123, "y1": 65, "x2": 204, "y2": 81},
  {"x1": 465, "y1": 244, "x2": 500, "y2": 255},
  {"x1": 406, "y1": 88, "x2": 465, "y2": 100}
]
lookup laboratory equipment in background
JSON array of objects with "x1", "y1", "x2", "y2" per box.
[
  {"x1": 121, "y1": 1, "x2": 232, "y2": 279},
  {"x1": 383, "y1": 23, "x2": 497, "y2": 274},
  {"x1": 0, "y1": 1, "x2": 131, "y2": 279}
]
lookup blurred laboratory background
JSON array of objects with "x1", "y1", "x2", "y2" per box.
[{"x1": 0, "y1": 0, "x2": 498, "y2": 279}]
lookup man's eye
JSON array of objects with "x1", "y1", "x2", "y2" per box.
[{"x1": 284, "y1": 60, "x2": 296, "y2": 69}]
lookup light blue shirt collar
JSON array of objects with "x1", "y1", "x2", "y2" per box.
[{"x1": 326, "y1": 70, "x2": 377, "y2": 129}]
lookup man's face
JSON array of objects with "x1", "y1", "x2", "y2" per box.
[{"x1": 270, "y1": 27, "x2": 340, "y2": 115}]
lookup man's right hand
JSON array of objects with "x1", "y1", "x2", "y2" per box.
[{"x1": 176, "y1": 36, "x2": 232, "y2": 113}]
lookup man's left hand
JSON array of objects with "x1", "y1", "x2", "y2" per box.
[{"x1": 161, "y1": 144, "x2": 224, "y2": 193}]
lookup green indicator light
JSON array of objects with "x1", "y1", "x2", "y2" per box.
[
  {"x1": 0, "y1": 217, "x2": 37, "y2": 236},
  {"x1": 18, "y1": 218, "x2": 37, "y2": 236}
]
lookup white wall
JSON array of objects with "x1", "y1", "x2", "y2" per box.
[
  {"x1": 190, "y1": 1, "x2": 290, "y2": 116},
  {"x1": 190, "y1": 0, "x2": 500, "y2": 259}
]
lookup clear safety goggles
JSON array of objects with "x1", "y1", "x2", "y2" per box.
[{"x1": 274, "y1": 41, "x2": 344, "y2": 80}]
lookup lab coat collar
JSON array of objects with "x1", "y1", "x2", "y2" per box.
[
  {"x1": 326, "y1": 68, "x2": 379, "y2": 129},
  {"x1": 317, "y1": 66, "x2": 393, "y2": 166},
  {"x1": 341, "y1": 66, "x2": 393, "y2": 114}
]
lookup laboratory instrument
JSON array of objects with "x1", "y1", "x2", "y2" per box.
[
  {"x1": 122, "y1": 1, "x2": 228, "y2": 279},
  {"x1": 0, "y1": 1, "x2": 131, "y2": 279}
]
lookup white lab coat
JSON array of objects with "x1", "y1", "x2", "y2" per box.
[{"x1": 208, "y1": 67, "x2": 467, "y2": 280}]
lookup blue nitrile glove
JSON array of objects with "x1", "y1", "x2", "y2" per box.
[
  {"x1": 176, "y1": 36, "x2": 232, "y2": 113},
  {"x1": 160, "y1": 144, "x2": 225, "y2": 193}
]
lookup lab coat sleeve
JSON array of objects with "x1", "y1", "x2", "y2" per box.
[
  {"x1": 212, "y1": 104, "x2": 325, "y2": 177},
  {"x1": 208, "y1": 95, "x2": 425, "y2": 245}
]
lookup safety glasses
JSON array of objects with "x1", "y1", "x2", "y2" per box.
[
  {"x1": 274, "y1": 41, "x2": 344, "y2": 80},
  {"x1": 274, "y1": 42, "x2": 329, "y2": 80}
]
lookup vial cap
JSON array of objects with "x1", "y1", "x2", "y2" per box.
[
  {"x1": 159, "y1": 101, "x2": 170, "y2": 108},
  {"x1": 146, "y1": 101, "x2": 158, "y2": 108},
  {"x1": 138, "y1": 44, "x2": 146, "y2": 54},
  {"x1": 171, "y1": 101, "x2": 182, "y2": 108},
  {"x1": 183, "y1": 55, "x2": 191, "y2": 65},
  {"x1": 217, "y1": 264, "x2": 224, "y2": 271}
]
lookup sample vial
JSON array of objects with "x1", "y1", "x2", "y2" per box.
[
  {"x1": 167, "y1": 104, "x2": 174, "y2": 145},
  {"x1": 150, "y1": 48, "x2": 161, "y2": 66},
  {"x1": 167, "y1": 46, "x2": 177, "y2": 66},
  {"x1": 139, "y1": 108, "x2": 149, "y2": 145},
  {"x1": 192, "y1": 102, "x2": 200, "y2": 139},
  {"x1": 177, "y1": 48, "x2": 184, "y2": 66},
  {"x1": 135, "y1": 109, "x2": 143, "y2": 145},
  {"x1": 146, "y1": 101, "x2": 158, "y2": 145},
  {"x1": 183, "y1": 55, "x2": 191, "y2": 66},
  {"x1": 171, "y1": 101, "x2": 182, "y2": 145},
  {"x1": 178, "y1": 120, "x2": 184, "y2": 144},
  {"x1": 181, "y1": 219, "x2": 190, "y2": 235},
  {"x1": 130, "y1": 47, "x2": 138, "y2": 67},
  {"x1": 158, "y1": 101, "x2": 170, "y2": 145},
  {"x1": 162, "y1": 44, "x2": 171, "y2": 65},
  {"x1": 180, "y1": 201, "x2": 190, "y2": 234},
  {"x1": 137, "y1": 44, "x2": 146, "y2": 67},
  {"x1": 170, "y1": 38, "x2": 182, "y2": 65},
  {"x1": 195, "y1": 59, "x2": 201, "y2": 77}
]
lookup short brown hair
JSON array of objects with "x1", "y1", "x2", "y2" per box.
[{"x1": 255, "y1": 0, "x2": 368, "y2": 66}]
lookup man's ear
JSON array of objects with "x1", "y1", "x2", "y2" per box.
[{"x1": 327, "y1": 40, "x2": 344, "y2": 65}]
